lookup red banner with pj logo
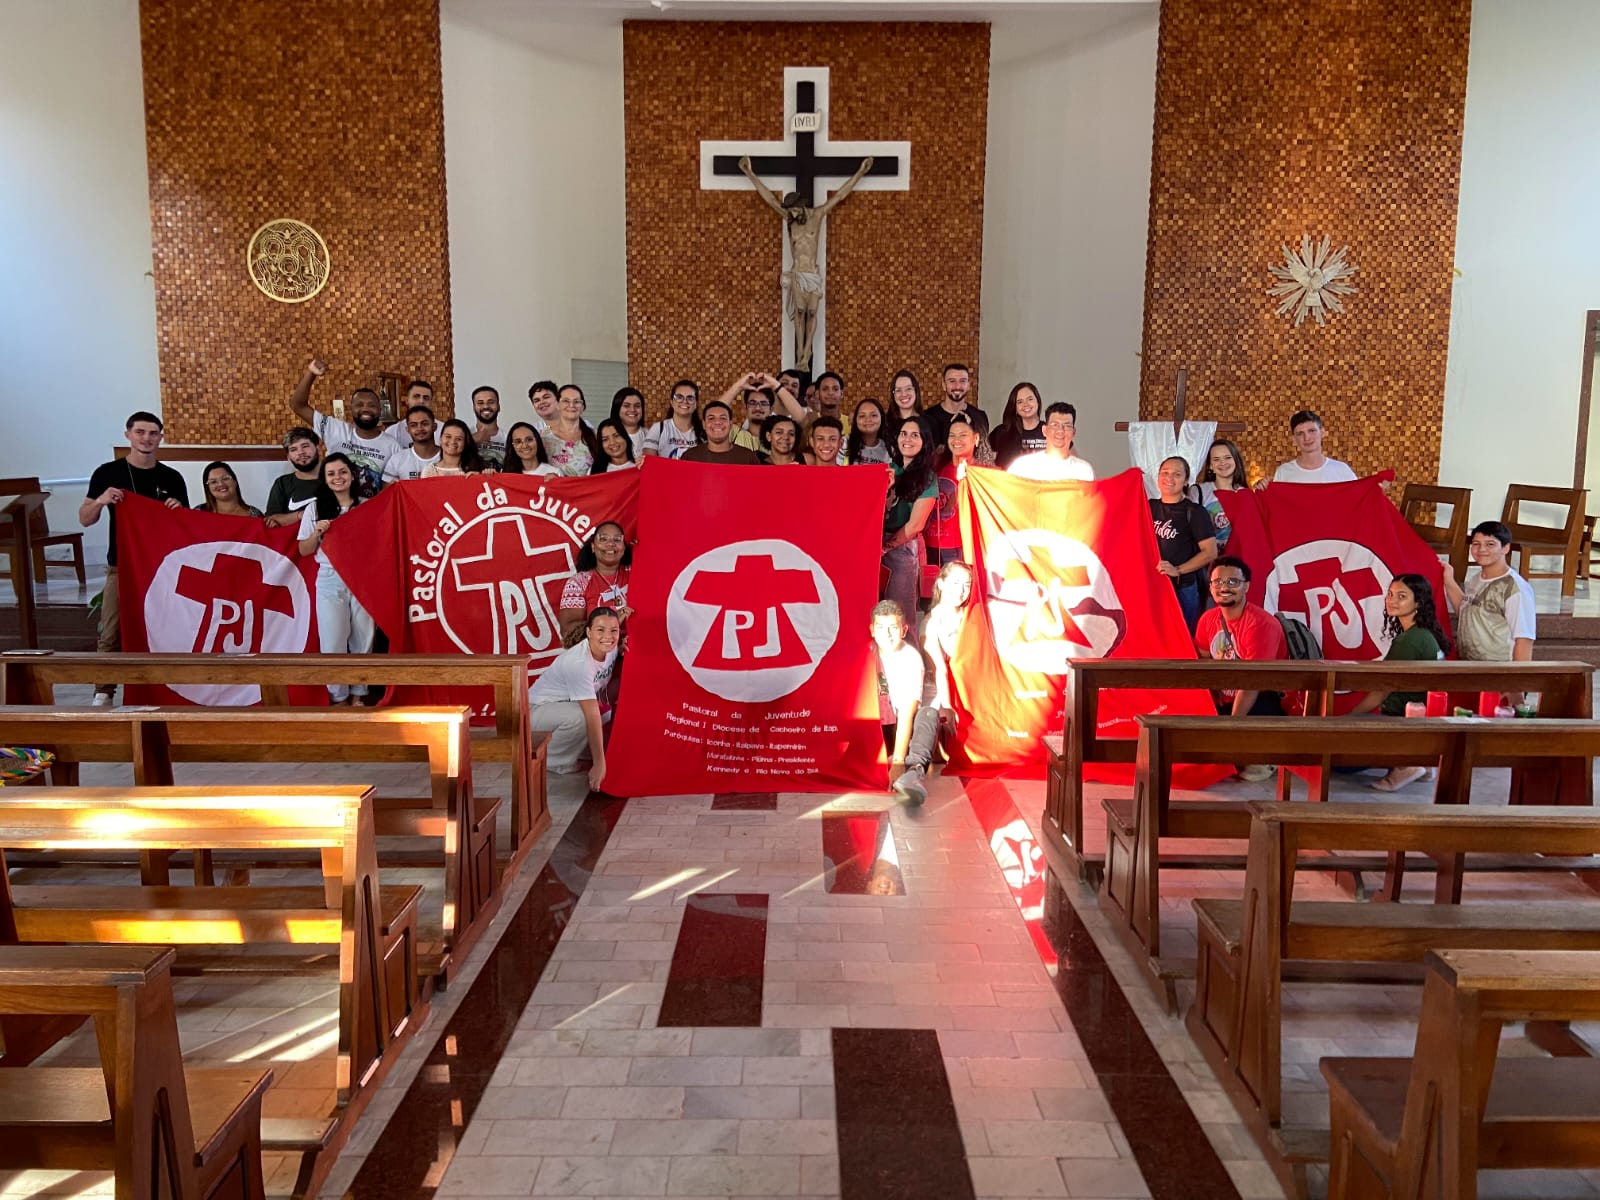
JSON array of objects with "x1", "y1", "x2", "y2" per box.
[
  {"x1": 946, "y1": 467, "x2": 1227, "y2": 780},
  {"x1": 322, "y1": 473, "x2": 640, "y2": 718},
  {"x1": 115, "y1": 496, "x2": 326, "y2": 706},
  {"x1": 602, "y1": 458, "x2": 887, "y2": 796},
  {"x1": 1218, "y1": 474, "x2": 1450, "y2": 659}
]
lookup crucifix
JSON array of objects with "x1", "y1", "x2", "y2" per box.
[
  {"x1": 701, "y1": 67, "x2": 911, "y2": 373},
  {"x1": 1114, "y1": 369, "x2": 1248, "y2": 438}
]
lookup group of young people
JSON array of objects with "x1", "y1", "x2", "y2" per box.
[{"x1": 79, "y1": 367, "x2": 1534, "y2": 799}]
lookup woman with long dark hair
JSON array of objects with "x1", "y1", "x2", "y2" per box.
[
  {"x1": 924, "y1": 560, "x2": 974, "y2": 739},
  {"x1": 422, "y1": 419, "x2": 485, "y2": 477},
  {"x1": 296, "y1": 453, "x2": 372, "y2": 704},
  {"x1": 1192, "y1": 438, "x2": 1247, "y2": 549},
  {"x1": 1349, "y1": 574, "x2": 1452, "y2": 790},
  {"x1": 611, "y1": 387, "x2": 647, "y2": 457},
  {"x1": 502, "y1": 421, "x2": 561, "y2": 478},
  {"x1": 1150, "y1": 455, "x2": 1218, "y2": 633},
  {"x1": 591, "y1": 419, "x2": 638, "y2": 473},
  {"x1": 882, "y1": 415, "x2": 938, "y2": 641},
  {"x1": 558, "y1": 521, "x2": 634, "y2": 642},
  {"x1": 845, "y1": 398, "x2": 892, "y2": 465},
  {"x1": 886, "y1": 370, "x2": 922, "y2": 434},
  {"x1": 197, "y1": 461, "x2": 262, "y2": 517},
  {"x1": 989, "y1": 382, "x2": 1047, "y2": 469}
]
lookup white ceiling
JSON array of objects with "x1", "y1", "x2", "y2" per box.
[{"x1": 444, "y1": 0, "x2": 1156, "y2": 66}]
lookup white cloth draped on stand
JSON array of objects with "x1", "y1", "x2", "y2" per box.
[{"x1": 1126, "y1": 420, "x2": 1219, "y2": 498}]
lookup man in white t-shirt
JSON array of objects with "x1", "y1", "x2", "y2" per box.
[
  {"x1": 872, "y1": 600, "x2": 939, "y2": 805},
  {"x1": 1443, "y1": 519, "x2": 1538, "y2": 663},
  {"x1": 528, "y1": 608, "x2": 621, "y2": 788},
  {"x1": 1270, "y1": 409, "x2": 1357, "y2": 484},
  {"x1": 470, "y1": 385, "x2": 507, "y2": 469},
  {"x1": 1009, "y1": 402, "x2": 1095, "y2": 482},
  {"x1": 384, "y1": 379, "x2": 441, "y2": 448},
  {"x1": 381, "y1": 407, "x2": 442, "y2": 482},
  {"x1": 287, "y1": 358, "x2": 391, "y2": 498}
]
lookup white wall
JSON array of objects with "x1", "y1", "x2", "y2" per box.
[
  {"x1": 440, "y1": 8, "x2": 628, "y2": 427},
  {"x1": 1440, "y1": 0, "x2": 1600, "y2": 521},
  {"x1": 0, "y1": 0, "x2": 161, "y2": 554},
  {"x1": 979, "y1": 11, "x2": 1158, "y2": 474}
]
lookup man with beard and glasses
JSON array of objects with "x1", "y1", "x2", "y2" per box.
[
  {"x1": 263, "y1": 426, "x2": 323, "y2": 527},
  {"x1": 286, "y1": 358, "x2": 391, "y2": 498},
  {"x1": 922, "y1": 362, "x2": 989, "y2": 449},
  {"x1": 469, "y1": 385, "x2": 507, "y2": 468}
]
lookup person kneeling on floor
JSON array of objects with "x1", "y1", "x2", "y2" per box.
[
  {"x1": 871, "y1": 600, "x2": 940, "y2": 805},
  {"x1": 1194, "y1": 555, "x2": 1286, "y2": 783},
  {"x1": 529, "y1": 605, "x2": 621, "y2": 792}
]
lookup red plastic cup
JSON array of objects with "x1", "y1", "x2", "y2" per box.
[
  {"x1": 1425, "y1": 691, "x2": 1449, "y2": 717},
  {"x1": 1477, "y1": 690, "x2": 1500, "y2": 718}
]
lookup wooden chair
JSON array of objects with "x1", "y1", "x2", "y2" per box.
[
  {"x1": 1501, "y1": 483, "x2": 1587, "y2": 597},
  {"x1": 0, "y1": 476, "x2": 86, "y2": 589},
  {"x1": 0, "y1": 783, "x2": 421, "y2": 1107},
  {"x1": 1323, "y1": 949, "x2": 1600, "y2": 1200},
  {"x1": 0, "y1": 945, "x2": 272, "y2": 1200},
  {"x1": 0, "y1": 704, "x2": 500, "y2": 982},
  {"x1": 1186, "y1": 801, "x2": 1600, "y2": 1196},
  {"x1": 1400, "y1": 482, "x2": 1472, "y2": 583}
]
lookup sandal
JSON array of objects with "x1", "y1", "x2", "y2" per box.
[{"x1": 1370, "y1": 766, "x2": 1427, "y2": 792}]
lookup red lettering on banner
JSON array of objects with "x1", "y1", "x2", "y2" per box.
[{"x1": 684, "y1": 554, "x2": 819, "y2": 669}]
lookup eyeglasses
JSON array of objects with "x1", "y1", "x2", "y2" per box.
[
  {"x1": 671, "y1": 393, "x2": 696, "y2": 402},
  {"x1": 1045, "y1": 421, "x2": 1075, "y2": 431},
  {"x1": 594, "y1": 535, "x2": 626, "y2": 545},
  {"x1": 1209, "y1": 577, "x2": 1247, "y2": 589}
]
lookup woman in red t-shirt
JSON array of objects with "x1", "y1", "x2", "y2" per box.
[
  {"x1": 925, "y1": 413, "x2": 982, "y2": 566},
  {"x1": 558, "y1": 521, "x2": 633, "y2": 644}
]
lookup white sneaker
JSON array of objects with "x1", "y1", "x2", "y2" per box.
[
  {"x1": 1238, "y1": 764, "x2": 1274, "y2": 783},
  {"x1": 90, "y1": 692, "x2": 114, "y2": 707},
  {"x1": 893, "y1": 766, "x2": 928, "y2": 805}
]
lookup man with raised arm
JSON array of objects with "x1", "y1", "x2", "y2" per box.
[{"x1": 285, "y1": 358, "x2": 390, "y2": 498}]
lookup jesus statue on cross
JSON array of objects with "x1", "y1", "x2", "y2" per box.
[{"x1": 739, "y1": 154, "x2": 873, "y2": 373}]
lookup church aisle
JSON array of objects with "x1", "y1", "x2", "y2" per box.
[{"x1": 325, "y1": 774, "x2": 1275, "y2": 1200}]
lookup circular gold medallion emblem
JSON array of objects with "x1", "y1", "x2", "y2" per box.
[{"x1": 247, "y1": 218, "x2": 330, "y2": 303}]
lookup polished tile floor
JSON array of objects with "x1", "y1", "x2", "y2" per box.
[{"x1": 5, "y1": 691, "x2": 1600, "y2": 1198}]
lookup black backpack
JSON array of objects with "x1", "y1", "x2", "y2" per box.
[{"x1": 1276, "y1": 614, "x2": 1321, "y2": 660}]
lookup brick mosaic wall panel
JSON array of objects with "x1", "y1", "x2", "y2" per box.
[
  {"x1": 624, "y1": 22, "x2": 988, "y2": 425},
  {"x1": 141, "y1": 0, "x2": 452, "y2": 444},
  {"x1": 1138, "y1": 0, "x2": 1469, "y2": 491}
]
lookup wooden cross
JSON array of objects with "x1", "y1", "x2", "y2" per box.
[{"x1": 1115, "y1": 369, "x2": 1248, "y2": 437}]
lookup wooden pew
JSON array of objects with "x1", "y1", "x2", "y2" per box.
[
  {"x1": 1186, "y1": 800, "x2": 1600, "y2": 1196},
  {"x1": 0, "y1": 650, "x2": 551, "y2": 873},
  {"x1": 0, "y1": 784, "x2": 421, "y2": 1107},
  {"x1": 1049, "y1": 658, "x2": 1594, "y2": 882},
  {"x1": 0, "y1": 944, "x2": 271, "y2": 1200},
  {"x1": 1100, "y1": 716, "x2": 1600, "y2": 1006},
  {"x1": 1323, "y1": 948, "x2": 1600, "y2": 1200},
  {"x1": 0, "y1": 704, "x2": 499, "y2": 980}
]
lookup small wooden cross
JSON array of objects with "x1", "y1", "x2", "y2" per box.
[{"x1": 1116, "y1": 369, "x2": 1248, "y2": 437}]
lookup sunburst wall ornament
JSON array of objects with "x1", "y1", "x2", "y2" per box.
[
  {"x1": 247, "y1": 218, "x2": 330, "y2": 303},
  {"x1": 1268, "y1": 234, "x2": 1358, "y2": 327}
]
